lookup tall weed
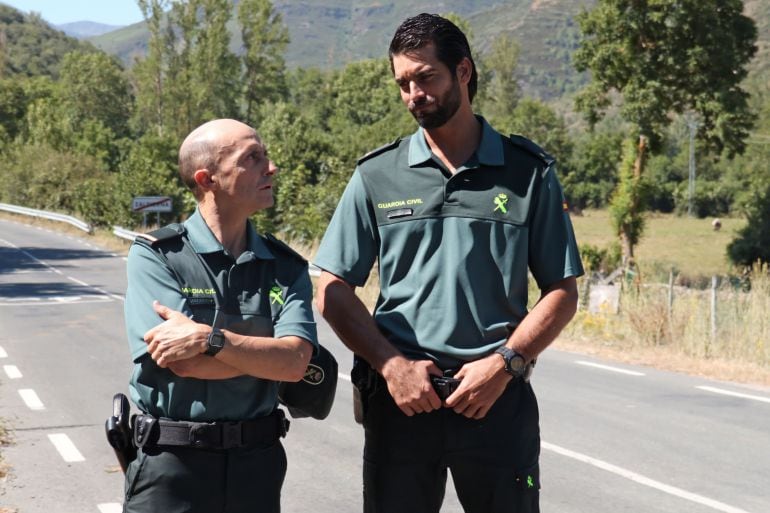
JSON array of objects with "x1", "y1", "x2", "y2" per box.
[{"x1": 568, "y1": 264, "x2": 770, "y2": 368}]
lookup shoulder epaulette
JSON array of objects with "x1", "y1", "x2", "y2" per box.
[
  {"x1": 508, "y1": 134, "x2": 555, "y2": 166},
  {"x1": 134, "y1": 223, "x2": 185, "y2": 247},
  {"x1": 356, "y1": 137, "x2": 402, "y2": 166},
  {"x1": 264, "y1": 233, "x2": 307, "y2": 264}
]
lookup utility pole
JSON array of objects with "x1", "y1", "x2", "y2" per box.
[{"x1": 685, "y1": 113, "x2": 700, "y2": 217}]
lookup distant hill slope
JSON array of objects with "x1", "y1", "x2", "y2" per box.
[
  {"x1": 0, "y1": 3, "x2": 96, "y2": 78},
  {"x1": 88, "y1": 0, "x2": 594, "y2": 99},
  {"x1": 20, "y1": 0, "x2": 765, "y2": 100},
  {"x1": 57, "y1": 21, "x2": 124, "y2": 39}
]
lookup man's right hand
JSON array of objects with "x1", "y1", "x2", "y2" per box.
[{"x1": 381, "y1": 356, "x2": 443, "y2": 416}]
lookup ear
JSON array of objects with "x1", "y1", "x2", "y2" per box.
[
  {"x1": 456, "y1": 57, "x2": 473, "y2": 85},
  {"x1": 193, "y1": 168, "x2": 216, "y2": 192}
]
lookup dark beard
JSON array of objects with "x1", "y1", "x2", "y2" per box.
[{"x1": 409, "y1": 78, "x2": 462, "y2": 129}]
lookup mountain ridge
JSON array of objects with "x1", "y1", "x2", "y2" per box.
[{"x1": 57, "y1": 21, "x2": 124, "y2": 38}]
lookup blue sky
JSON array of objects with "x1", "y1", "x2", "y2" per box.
[{"x1": 3, "y1": 0, "x2": 145, "y2": 26}]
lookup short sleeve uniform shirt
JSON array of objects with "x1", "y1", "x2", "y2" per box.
[
  {"x1": 314, "y1": 117, "x2": 583, "y2": 369},
  {"x1": 125, "y1": 209, "x2": 318, "y2": 421}
]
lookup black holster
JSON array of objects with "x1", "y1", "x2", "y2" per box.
[
  {"x1": 351, "y1": 356, "x2": 378, "y2": 424},
  {"x1": 105, "y1": 393, "x2": 137, "y2": 473}
]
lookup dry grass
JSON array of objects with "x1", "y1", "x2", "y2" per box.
[
  {"x1": 0, "y1": 418, "x2": 13, "y2": 482},
  {"x1": 564, "y1": 267, "x2": 770, "y2": 387}
]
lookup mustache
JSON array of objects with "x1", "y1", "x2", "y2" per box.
[{"x1": 408, "y1": 96, "x2": 435, "y2": 111}]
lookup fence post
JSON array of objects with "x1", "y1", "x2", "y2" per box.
[
  {"x1": 580, "y1": 276, "x2": 591, "y2": 311},
  {"x1": 710, "y1": 276, "x2": 718, "y2": 345},
  {"x1": 668, "y1": 268, "x2": 675, "y2": 318}
]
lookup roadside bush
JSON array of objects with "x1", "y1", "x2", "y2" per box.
[
  {"x1": 1, "y1": 143, "x2": 106, "y2": 213},
  {"x1": 728, "y1": 183, "x2": 770, "y2": 266},
  {"x1": 579, "y1": 242, "x2": 621, "y2": 274}
]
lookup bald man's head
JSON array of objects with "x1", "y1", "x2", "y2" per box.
[{"x1": 178, "y1": 119, "x2": 259, "y2": 199}]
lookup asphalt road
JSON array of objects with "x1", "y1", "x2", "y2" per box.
[{"x1": 1, "y1": 217, "x2": 768, "y2": 513}]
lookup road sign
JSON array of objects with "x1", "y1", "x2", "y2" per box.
[{"x1": 131, "y1": 196, "x2": 173, "y2": 213}]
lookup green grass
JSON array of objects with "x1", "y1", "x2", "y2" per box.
[{"x1": 570, "y1": 209, "x2": 747, "y2": 281}]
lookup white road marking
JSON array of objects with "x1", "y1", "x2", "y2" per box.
[
  {"x1": 97, "y1": 504, "x2": 123, "y2": 513},
  {"x1": 47, "y1": 433, "x2": 85, "y2": 463},
  {"x1": 68, "y1": 276, "x2": 90, "y2": 287},
  {"x1": 697, "y1": 386, "x2": 770, "y2": 404},
  {"x1": 542, "y1": 441, "x2": 751, "y2": 513},
  {"x1": 0, "y1": 346, "x2": 7, "y2": 358},
  {"x1": 4, "y1": 365, "x2": 22, "y2": 379},
  {"x1": 338, "y1": 372, "x2": 351, "y2": 382},
  {"x1": 575, "y1": 360, "x2": 646, "y2": 376},
  {"x1": 18, "y1": 388, "x2": 45, "y2": 410}
]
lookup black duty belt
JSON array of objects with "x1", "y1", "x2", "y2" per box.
[{"x1": 133, "y1": 409, "x2": 289, "y2": 450}]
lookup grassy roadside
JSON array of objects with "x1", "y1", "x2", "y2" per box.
[{"x1": 0, "y1": 415, "x2": 12, "y2": 494}]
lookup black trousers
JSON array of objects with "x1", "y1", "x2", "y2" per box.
[
  {"x1": 363, "y1": 379, "x2": 541, "y2": 513},
  {"x1": 123, "y1": 441, "x2": 287, "y2": 513}
]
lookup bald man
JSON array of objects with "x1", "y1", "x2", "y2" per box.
[{"x1": 122, "y1": 119, "x2": 318, "y2": 513}]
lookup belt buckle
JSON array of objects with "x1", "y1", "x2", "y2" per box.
[
  {"x1": 221, "y1": 421, "x2": 243, "y2": 449},
  {"x1": 188, "y1": 422, "x2": 212, "y2": 448}
]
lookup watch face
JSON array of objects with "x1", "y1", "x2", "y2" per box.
[
  {"x1": 210, "y1": 332, "x2": 225, "y2": 348},
  {"x1": 509, "y1": 355, "x2": 526, "y2": 374},
  {"x1": 206, "y1": 331, "x2": 225, "y2": 355}
]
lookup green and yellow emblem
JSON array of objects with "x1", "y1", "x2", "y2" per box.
[
  {"x1": 493, "y1": 193, "x2": 509, "y2": 213},
  {"x1": 269, "y1": 285, "x2": 285, "y2": 305}
]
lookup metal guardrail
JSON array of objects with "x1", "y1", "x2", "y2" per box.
[
  {"x1": 112, "y1": 226, "x2": 142, "y2": 242},
  {"x1": 0, "y1": 202, "x2": 92, "y2": 233}
]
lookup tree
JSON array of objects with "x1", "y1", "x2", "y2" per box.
[
  {"x1": 22, "y1": 51, "x2": 133, "y2": 167},
  {"x1": 574, "y1": 0, "x2": 757, "y2": 267},
  {"x1": 238, "y1": 0, "x2": 289, "y2": 124},
  {"x1": 189, "y1": 0, "x2": 240, "y2": 122},
  {"x1": 0, "y1": 78, "x2": 27, "y2": 145},
  {"x1": 477, "y1": 34, "x2": 521, "y2": 122},
  {"x1": 727, "y1": 182, "x2": 770, "y2": 266},
  {"x1": 134, "y1": 0, "x2": 239, "y2": 140},
  {"x1": 503, "y1": 98, "x2": 572, "y2": 167},
  {"x1": 133, "y1": 0, "x2": 170, "y2": 136},
  {"x1": 564, "y1": 129, "x2": 624, "y2": 209},
  {"x1": 58, "y1": 51, "x2": 132, "y2": 139}
]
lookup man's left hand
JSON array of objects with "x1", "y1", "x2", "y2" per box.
[
  {"x1": 444, "y1": 354, "x2": 511, "y2": 419},
  {"x1": 144, "y1": 301, "x2": 209, "y2": 367}
]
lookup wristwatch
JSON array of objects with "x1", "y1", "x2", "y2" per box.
[
  {"x1": 495, "y1": 346, "x2": 532, "y2": 381},
  {"x1": 204, "y1": 328, "x2": 225, "y2": 356}
]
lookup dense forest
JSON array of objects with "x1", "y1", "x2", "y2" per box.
[{"x1": 0, "y1": 0, "x2": 768, "y2": 266}]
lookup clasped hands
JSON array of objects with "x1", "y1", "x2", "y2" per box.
[{"x1": 382, "y1": 354, "x2": 512, "y2": 420}]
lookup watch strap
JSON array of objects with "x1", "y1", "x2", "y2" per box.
[{"x1": 494, "y1": 346, "x2": 530, "y2": 379}]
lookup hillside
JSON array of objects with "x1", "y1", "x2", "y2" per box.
[
  {"x1": 89, "y1": 0, "x2": 594, "y2": 99},
  {"x1": 0, "y1": 3, "x2": 96, "y2": 78},
  {"x1": 56, "y1": 21, "x2": 124, "y2": 38}
]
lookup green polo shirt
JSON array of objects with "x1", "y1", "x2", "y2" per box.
[
  {"x1": 314, "y1": 117, "x2": 583, "y2": 369},
  {"x1": 125, "y1": 209, "x2": 317, "y2": 421}
]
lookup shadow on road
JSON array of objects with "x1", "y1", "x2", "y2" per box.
[{"x1": 0, "y1": 246, "x2": 112, "y2": 274}]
